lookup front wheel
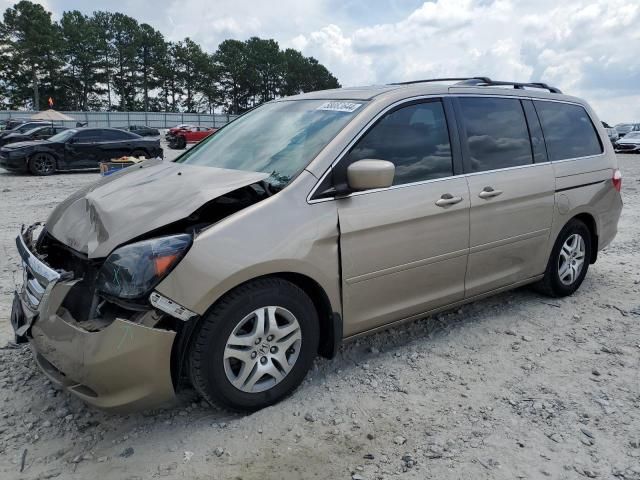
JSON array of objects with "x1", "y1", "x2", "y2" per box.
[
  {"x1": 535, "y1": 219, "x2": 592, "y2": 297},
  {"x1": 28, "y1": 153, "x2": 56, "y2": 176},
  {"x1": 189, "y1": 278, "x2": 319, "y2": 411}
]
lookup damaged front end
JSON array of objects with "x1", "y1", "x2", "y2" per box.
[
  {"x1": 12, "y1": 162, "x2": 277, "y2": 411},
  {"x1": 13, "y1": 224, "x2": 196, "y2": 411}
]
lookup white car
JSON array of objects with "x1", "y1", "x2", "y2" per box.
[{"x1": 614, "y1": 131, "x2": 640, "y2": 153}]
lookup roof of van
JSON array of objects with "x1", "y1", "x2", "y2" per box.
[{"x1": 279, "y1": 79, "x2": 584, "y2": 105}]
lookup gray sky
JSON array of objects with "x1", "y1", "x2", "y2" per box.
[{"x1": 4, "y1": 0, "x2": 639, "y2": 123}]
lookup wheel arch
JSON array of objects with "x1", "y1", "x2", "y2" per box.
[
  {"x1": 170, "y1": 272, "x2": 342, "y2": 391},
  {"x1": 572, "y1": 212, "x2": 599, "y2": 264},
  {"x1": 131, "y1": 147, "x2": 150, "y2": 157}
]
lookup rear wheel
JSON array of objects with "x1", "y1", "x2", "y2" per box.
[
  {"x1": 189, "y1": 278, "x2": 319, "y2": 411},
  {"x1": 130, "y1": 149, "x2": 149, "y2": 159},
  {"x1": 28, "y1": 153, "x2": 56, "y2": 176},
  {"x1": 535, "y1": 219, "x2": 592, "y2": 297}
]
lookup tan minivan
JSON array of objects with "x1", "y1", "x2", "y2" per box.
[{"x1": 12, "y1": 78, "x2": 622, "y2": 411}]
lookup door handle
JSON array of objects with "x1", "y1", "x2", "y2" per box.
[
  {"x1": 435, "y1": 193, "x2": 463, "y2": 207},
  {"x1": 478, "y1": 187, "x2": 503, "y2": 199}
]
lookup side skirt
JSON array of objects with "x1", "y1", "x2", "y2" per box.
[{"x1": 342, "y1": 274, "x2": 544, "y2": 343}]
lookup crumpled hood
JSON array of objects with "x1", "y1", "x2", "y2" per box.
[{"x1": 46, "y1": 158, "x2": 269, "y2": 258}]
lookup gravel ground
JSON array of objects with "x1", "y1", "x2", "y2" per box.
[{"x1": 0, "y1": 151, "x2": 638, "y2": 480}]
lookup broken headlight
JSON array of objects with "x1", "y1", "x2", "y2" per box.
[{"x1": 96, "y1": 234, "x2": 192, "y2": 300}]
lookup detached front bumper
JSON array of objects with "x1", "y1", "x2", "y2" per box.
[{"x1": 12, "y1": 230, "x2": 177, "y2": 412}]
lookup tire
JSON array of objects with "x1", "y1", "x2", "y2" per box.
[
  {"x1": 28, "y1": 153, "x2": 56, "y2": 176},
  {"x1": 130, "y1": 149, "x2": 149, "y2": 159},
  {"x1": 189, "y1": 278, "x2": 319, "y2": 411},
  {"x1": 535, "y1": 219, "x2": 592, "y2": 297},
  {"x1": 176, "y1": 136, "x2": 186, "y2": 149}
]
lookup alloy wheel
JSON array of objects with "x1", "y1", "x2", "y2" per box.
[
  {"x1": 223, "y1": 306, "x2": 302, "y2": 393},
  {"x1": 557, "y1": 233, "x2": 586, "y2": 286},
  {"x1": 31, "y1": 153, "x2": 55, "y2": 175}
]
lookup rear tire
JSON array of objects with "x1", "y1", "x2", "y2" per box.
[
  {"x1": 189, "y1": 278, "x2": 319, "y2": 411},
  {"x1": 535, "y1": 219, "x2": 592, "y2": 297},
  {"x1": 28, "y1": 153, "x2": 56, "y2": 176},
  {"x1": 130, "y1": 149, "x2": 149, "y2": 159}
]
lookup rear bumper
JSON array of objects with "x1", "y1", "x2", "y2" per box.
[
  {"x1": 598, "y1": 191, "x2": 623, "y2": 251},
  {"x1": 13, "y1": 230, "x2": 177, "y2": 412}
]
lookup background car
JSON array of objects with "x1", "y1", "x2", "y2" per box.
[
  {"x1": 605, "y1": 127, "x2": 619, "y2": 144},
  {"x1": 0, "y1": 127, "x2": 163, "y2": 175},
  {"x1": 166, "y1": 125, "x2": 217, "y2": 149},
  {"x1": 121, "y1": 125, "x2": 161, "y2": 137},
  {"x1": 2, "y1": 118, "x2": 34, "y2": 131},
  {"x1": 614, "y1": 123, "x2": 640, "y2": 138},
  {"x1": 0, "y1": 125, "x2": 68, "y2": 147},
  {"x1": 614, "y1": 131, "x2": 640, "y2": 153},
  {"x1": 0, "y1": 121, "x2": 51, "y2": 140}
]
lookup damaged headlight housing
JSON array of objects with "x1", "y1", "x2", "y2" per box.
[{"x1": 96, "y1": 234, "x2": 192, "y2": 300}]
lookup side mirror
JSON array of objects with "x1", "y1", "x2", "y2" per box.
[{"x1": 347, "y1": 159, "x2": 395, "y2": 191}]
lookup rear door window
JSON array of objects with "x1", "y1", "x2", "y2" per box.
[
  {"x1": 458, "y1": 97, "x2": 533, "y2": 172},
  {"x1": 102, "y1": 130, "x2": 133, "y2": 140},
  {"x1": 533, "y1": 101, "x2": 603, "y2": 161},
  {"x1": 74, "y1": 130, "x2": 99, "y2": 142},
  {"x1": 343, "y1": 100, "x2": 453, "y2": 185}
]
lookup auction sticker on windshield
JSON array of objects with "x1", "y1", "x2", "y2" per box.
[{"x1": 316, "y1": 101, "x2": 362, "y2": 113}]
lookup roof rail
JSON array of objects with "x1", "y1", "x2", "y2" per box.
[
  {"x1": 389, "y1": 77, "x2": 562, "y2": 94},
  {"x1": 390, "y1": 77, "x2": 492, "y2": 86}
]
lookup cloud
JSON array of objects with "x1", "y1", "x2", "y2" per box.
[
  {"x1": 25, "y1": 0, "x2": 640, "y2": 122},
  {"x1": 288, "y1": 0, "x2": 640, "y2": 123}
]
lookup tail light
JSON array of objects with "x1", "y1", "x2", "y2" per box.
[{"x1": 612, "y1": 169, "x2": 622, "y2": 192}]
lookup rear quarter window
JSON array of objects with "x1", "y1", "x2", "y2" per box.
[{"x1": 533, "y1": 101, "x2": 603, "y2": 161}]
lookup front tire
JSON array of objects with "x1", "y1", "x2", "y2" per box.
[
  {"x1": 28, "y1": 153, "x2": 56, "y2": 176},
  {"x1": 536, "y1": 219, "x2": 592, "y2": 297},
  {"x1": 189, "y1": 278, "x2": 319, "y2": 411}
]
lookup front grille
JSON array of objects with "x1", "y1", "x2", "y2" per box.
[
  {"x1": 16, "y1": 232, "x2": 62, "y2": 311},
  {"x1": 23, "y1": 268, "x2": 48, "y2": 309},
  {"x1": 616, "y1": 144, "x2": 637, "y2": 151}
]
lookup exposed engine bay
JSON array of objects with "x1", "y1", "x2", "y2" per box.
[{"x1": 22, "y1": 180, "x2": 273, "y2": 334}]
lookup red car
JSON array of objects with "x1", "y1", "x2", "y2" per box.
[{"x1": 166, "y1": 125, "x2": 217, "y2": 149}]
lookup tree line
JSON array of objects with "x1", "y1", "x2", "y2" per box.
[{"x1": 0, "y1": 1, "x2": 341, "y2": 114}]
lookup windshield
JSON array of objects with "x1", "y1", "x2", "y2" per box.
[
  {"x1": 624, "y1": 132, "x2": 640, "y2": 139},
  {"x1": 16, "y1": 123, "x2": 44, "y2": 132},
  {"x1": 176, "y1": 100, "x2": 364, "y2": 188},
  {"x1": 21, "y1": 127, "x2": 46, "y2": 136},
  {"x1": 48, "y1": 129, "x2": 77, "y2": 143},
  {"x1": 616, "y1": 124, "x2": 633, "y2": 133}
]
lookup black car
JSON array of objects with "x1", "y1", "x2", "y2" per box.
[
  {"x1": 0, "y1": 125, "x2": 69, "y2": 147},
  {"x1": 0, "y1": 127, "x2": 163, "y2": 175},
  {"x1": 0, "y1": 121, "x2": 52, "y2": 140},
  {"x1": 121, "y1": 125, "x2": 161, "y2": 137},
  {"x1": 2, "y1": 118, "x2": 33, "y2": 131}
]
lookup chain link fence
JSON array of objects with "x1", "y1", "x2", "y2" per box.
[{"x1": 0, "y1": 110, "x2": 239, "y2": 129}]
